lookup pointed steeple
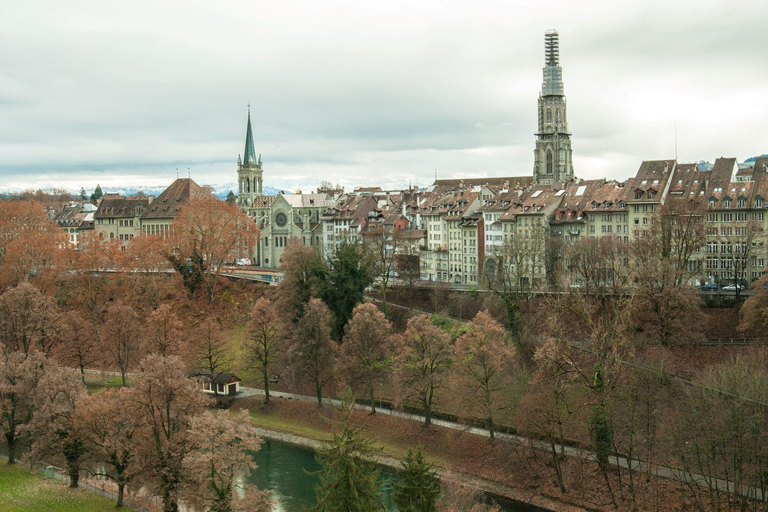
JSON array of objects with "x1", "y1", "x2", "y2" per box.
[
  {"x1": 243, "y1": 106, "x2": 257, "y2": 167},
  {"x1": 541, "y1": 30, "x2": 564, "y2": 96}
]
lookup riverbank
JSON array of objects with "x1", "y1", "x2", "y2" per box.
[
  {"x1": 0, "y1": 462, "x2": 127, "y2": 512},
  {"x1": 234, "y1": 396, "x2": 617, "y2": 512}
]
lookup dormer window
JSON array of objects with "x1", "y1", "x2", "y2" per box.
[
  {"x1": 724, "y1": 199, "x2": 731, "y2": 208},
  {"x1": 756, "y1": 198, "x2": 763, "y2": 208},
  {"x1": 709, "y1": 198, "x2": 716, "y2": 208},
  {"x1": 635, "y1": 191, "x2": 643, "y2": 200},
  {"x1": 647, "y1": 191, "x2": 656, "y2": 200},
  {"x1": 619, "y1": 201, "x2": 626, "y2": 209},
  {"x1": 738, "y1": 198, "x2": 745, "y2": 209}
]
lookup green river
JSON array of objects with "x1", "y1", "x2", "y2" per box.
[{"x1": 249, "y1": 439, "x2": 531, "y2": 511}]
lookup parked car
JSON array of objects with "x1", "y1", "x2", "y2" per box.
[
  {"x1": 236, "y1": 258, "x2": 251, "y2": 266},
  {"x1": 722, "y1": 284, "x2": 744, "y2": 292},
  {"x1": 699, "y1": 283, "x2": 718, "y2": 291}
]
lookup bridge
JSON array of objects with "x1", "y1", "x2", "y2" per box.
[{"x1": 219, "y1": 266, "x2": 282, "y2": 285}]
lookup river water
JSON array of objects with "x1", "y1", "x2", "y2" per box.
[
  {"x1": 1, "y1": 437, "x2": 532, "y2": 511},
  {"x1": 248, "y1": 439, "x2": 529, "y2": 511}
]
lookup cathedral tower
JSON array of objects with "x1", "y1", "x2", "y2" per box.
[
  {"x1": 237, "y1": 107, "x2": 264, "y2": 208},
  {"x1": 533, "y1": 30, "x2": 574, "y2": 185}
]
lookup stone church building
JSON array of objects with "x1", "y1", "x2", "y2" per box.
[{"x1": 236, "y1": 109, "x2": 331, "y2": 268}]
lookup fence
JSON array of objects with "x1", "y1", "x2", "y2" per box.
[
  {"x1": 3, "y1": 456, "x2": 154, "y2": 512},
  {"x1": 703, "y1": 338, "x2": 768, "y2": 345}
]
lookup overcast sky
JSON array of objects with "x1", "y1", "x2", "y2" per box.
[{"x1": 1, "y1": 0, "x2": 767, "y2": 194}]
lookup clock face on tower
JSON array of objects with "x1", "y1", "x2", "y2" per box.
[{"x1": 275, "y1": 212, "x2": 287, "y2": 227}]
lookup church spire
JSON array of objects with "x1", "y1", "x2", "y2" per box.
[
  {"x1": 541, "y1": 30, "x2": 564, "y2": 96},
  {"x1": 243, "y1": 106, "x2": 257, "y2": 167},
  {"x1": 533, "y1": 30, "x2": 574, "y2": 185}
]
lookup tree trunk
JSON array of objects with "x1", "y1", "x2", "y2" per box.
[
  {"x1": 121, "y1": 368, "x2": 127, "y2": 386},
  {"x1": 368, "y1": 382, "x2": 376, "y2": 415},
  {"x1": 117, "y1": 483, "x2": 125, "y2": 507},
  {"x1": 315, "y1": 379, "x2": 323, "y2": 408},
  {"x1": 262, "y1": 366, "x2": 270, "y2": 405},
  {"x1": 69, "y1": 468, "x2": 79, "y2": 488},
  {"x1": 5, "y1": 431, "x2": 16, "y2": 464},
  {"x1": 424, "y1": 395, "x2": 432, "y2": 427},
  {"x1": 551, "y1": 442, "x2": 566, "y2": 493}
]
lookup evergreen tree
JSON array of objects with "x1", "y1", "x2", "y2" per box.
[
  {"x1": 320, "y1": 238, "x2": 373, "y2": 339},
  {"x1": 90, "y1": 184, "x2": 103, "y2": 203},
  {"x1": 311, "y1": 390, "x2": 384, "y2": 511},
  {"x1": 393, "y1": 447, "x2": 440, "y2": 512},
  {"x1": 226, "y1": 190, "x2": 237, "y2": 204},
  {"x1": 589, "y1": 363, "x2": 616, "y2": 506},
  {"x1": 79, "y1": 187, "x2": 87, "y2": 200}
]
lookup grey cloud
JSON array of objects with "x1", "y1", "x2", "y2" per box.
[{"x1": 1, "y1": 0, "x2": 766, "y2": 192}]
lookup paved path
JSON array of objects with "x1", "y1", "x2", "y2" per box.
[
  {"x1": 77, "y1": 365, "x2": 765, "y2": 501},
  {"x1": 238, "y1": 385, "x2": 765, "y2": 502}
]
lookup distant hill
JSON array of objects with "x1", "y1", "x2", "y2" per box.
[
  {"x1": 0, "y1": 183, "x2": 283, "y2": 200},
  {"x1": 744, "y1": 154, "x2": 768, "y2": 164}
]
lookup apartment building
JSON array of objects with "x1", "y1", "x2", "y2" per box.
[{"x1": 94, "y1": 194, "x2": 150, "y2": 246}]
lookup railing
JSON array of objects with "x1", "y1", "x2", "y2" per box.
[{"x1": 703, "y1": 338, "x2": 768, "y2": 345}]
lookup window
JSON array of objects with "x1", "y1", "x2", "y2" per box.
[
  {"x1": 635, "y1": 191, "x2": 643, "y2": 200},
  {"x1": 546, "y1": 150, "x2": 553, "y2": 174}
]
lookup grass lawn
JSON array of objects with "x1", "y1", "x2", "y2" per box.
[
  {"x1": 0, "y1": 463, "x2": 122, "y2": 512},
  {"x1": 247, "y1": 409, "x2": 335, "y2": 442},
  {"x1": 83, "y1": 373, "x2": 130, "y2": 393}
]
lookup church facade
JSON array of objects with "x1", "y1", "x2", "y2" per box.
[
  {"x1": 235, "y1": 110, "x2": 330, "y2": 268},
  {"x1": 533, "y1": 30, "x2": 574, "y2": 185}
]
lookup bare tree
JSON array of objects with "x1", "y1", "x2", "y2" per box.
[
  {"x1": 57, "y1": 311, "x2": 98, "y2": 381},
  {"x1": 144, "y1": 304, "x2": 184, "y2": 357},
  {"x1": 130, "y1": 355, "x2": 207, "y2": 512},
  {"x1": 740, "y1": 271, "x2": 768, "y2": 335},
  {"x1": 365, "y1": 226, "x2": 399, "y2": 315},
  {"x1": 28, "y1": 368, "x2": 89, "y2": 487},
  {"x1": 244, "y1": 298, "x2": 283, "y2": 405},
  {"x1": 631, "y1": 200, "x2": 706, "y2": 345},
  {"x1": 0, "y1": 282, "x2": 60, "y2": 356},
  {"x1": 0, "y1": 350, "x2": 48, "y2": 464},
  {"x1": 102, "y1": 302, "x2": 142, "y2": 386},
  {"x1": 286, "y1": 298, "x2": 336, "y2": 407},
  {"x1": 189, "y1": 317, "x2": 234, "y2": 403},
  {"x1": 453, "y1": 311, "x2": 516, "y2": 440},
  {"x1": 395, "y1": 314, "x2": 452, "y2": 426},
  {"x1": 183, "y1": 410, "x2": 272, "y2": 511},
  {"x1": 715, "y1": 217, "x2": 762, "y2": 301},
  {"x1": 484, "y1": 225, "x2": 546, "y2": 358},
  {"x1": 0, "y1": 200, "x2": 68, "y2": 292},
  {"x1": 339, "y1": 303, "x2": 394, "y2": 414},
  {"x1": 168, "y1": 197, "x2": 258, "y2": 304},
  {"x1": 77, "y1": 387, "x2": 141, "y2": 507}
]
